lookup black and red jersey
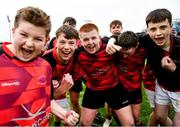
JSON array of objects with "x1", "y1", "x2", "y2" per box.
[
  {"x1": 118, "y1": 46, "x2": 146, "y2": 90},
  {"x1": 42, "y1": 48, "x2": 84, "y2": 99},
  {"x1": 140, "y1": 34, "x2": 180, "y2": 91},
  {"x1": 143, "y1": 62, "x2": 156, "y2": 91},
  {"x1": 103, "y1": 34, "x2": 146, "y2": 90},
  {"x1": 0, "y1": 42, "x2": 52, "y2": 126},
  {"x1": 77, "y1": 42, "x2": 119, "y2": 91}
]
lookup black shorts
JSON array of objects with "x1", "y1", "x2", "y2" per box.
[
  {"x1": 70, "y1": 78, "x2": 83, "y2": 92},
  {"x1": 82, "y1": 83, "x2": 130, "y2": 110},
  {"x1": 126, "y1": 88, "x2": 142, "y2": 104}
]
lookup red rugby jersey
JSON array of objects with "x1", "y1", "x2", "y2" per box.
[
  {"x1": 143, "y1": 62, "x2": 156, "y2": 91},
  {"x1": 77, "y1": 42, "x2": 119, "y2": 91},
  {"x1": 143, "y1": 41, "x2": 175, "y2": 91},
  {"x1": 0, "y1": 42, "x2": 52, "y2": 126},
  {"x1": 118, "y1": 47, "x2": 146, "y2": 90},
  {"x1": 43, "y1": 48, "x2": 84, "y2": 99}
]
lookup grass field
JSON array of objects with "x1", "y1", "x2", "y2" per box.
[
  {"x1": 51, "y1": 83, "x2": 174, "y2": 126},
  {"x1": 76, "y1": 83, "x2": 152, "y2": 126}
]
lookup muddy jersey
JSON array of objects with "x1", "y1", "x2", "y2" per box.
[
  {"x1": 0, "y1": 42, "x2": 52, "y2": 126},
  {"x1": 77, "y1": 42, "x2": 119, "y2": 91}
]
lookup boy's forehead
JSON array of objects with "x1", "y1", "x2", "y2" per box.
[
  {"x1": 147, "y1": 19, "x2": 170, "y2": 28},
  {"x1": 17, "y1": 20, "x2": 47, "y2": 36},
  {"x1": 64, "y1": 22, "x2": 76, "y2": 28},
  {"x1": 80, "y1": 29, "x2": 99, "y2": 36},
  {"x1": 111, "y1": 24, "x2": 120, "y2": 27},
  {"x1": 149, "y1": 18, "x2": 170, "y2": 25},
  {"x1": 58, "y1": 32, "x2": 76, "y2": 39}
]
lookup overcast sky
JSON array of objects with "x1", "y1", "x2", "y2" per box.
[{"x1": 0, "y1": 0, "x2": 180, "y2": 42}]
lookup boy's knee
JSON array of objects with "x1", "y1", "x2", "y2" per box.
[
  {"x1": 127, "y1": 120, "x2": 135, "y2": 126},
  {"x1": 120, "y1": 119, "x2": 135, "y2": 126},
  {"x1": 80, "y1": 113, "x2": 95, "y2": 126},
  {"x1": 80, "y1": 118, "x2": 93, "y2": 126},
  {"x1": 155, "y1": 114, "x2": 166, "y2": 123}
]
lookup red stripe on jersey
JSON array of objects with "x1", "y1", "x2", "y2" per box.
[
  {"x1": 2, "y1": 42, "x2": 14, "y2": 58},
  {"x1": 14, "y1": 86, "x2": 50, "y2": 107},
  {"x1": 0, "y1": 67, "x2": 51, "y2": 95},
  {"x1": 52, "y1": 48, "x2": 83, "y2": 81},
  {"x1": 0, "y1": 98, "x2": 50, "y2": 125},
  {"x1": 71, "y1": 62, "x2": 85, "y2": 81},
  {"x1": 118, "y1": 47, "x2": 146, "y2": 90},
  {"x1": 78, "y1": 43, "x2": 119, "y2": 90},
  {"x1": 52, "y1": 48, "x2": 76, "y2": 80},
  {"x1": 0, "y1": 42, "x2": 51, "y2": 126},
  {"x1": 0, "y1": 86, "x2": 50, "y2": 109},
  {"x1": 143, "y1": 63, "x2": 156, "y2": 91},
  {"x1": 49, "y1": 49, "x2": 83, "y2": 99}
]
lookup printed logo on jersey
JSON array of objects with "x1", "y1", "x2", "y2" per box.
[
  {"x1": 1, "y1": 81, "x2": 20, "y2": 87},
  {"x1": 12, "y1": 102, "x2": 50, "y2": 126},
  {"x1": 38, "y1": 75, "x2": 47, "y2": 85}
]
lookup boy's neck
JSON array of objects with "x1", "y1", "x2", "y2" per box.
[{"x1": 162, "y1": 39, "x2": 171, "y2": 52}]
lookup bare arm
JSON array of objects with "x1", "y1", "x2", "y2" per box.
[
  {"x1": 53, "y1": 73, "x2": 74, "y2": 98},
  {"x1": 51, "y1": 100, "x2": 79, "y2": 125}
]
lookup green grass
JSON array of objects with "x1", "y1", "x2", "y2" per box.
[
  {"x1": 95, "y1": 85, "x2": 153, "y2": 126},
  {"x1": 140, "y1": 86, "x2": 153, "y2": 125},
  {"x1": 50, "y1": 83, "x2": 174, "y2": 126}
]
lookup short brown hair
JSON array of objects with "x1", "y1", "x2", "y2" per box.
[
  {"x1": 146, "y1": 8, "x2": 172, "y2": 27},
  {"x1": 109, "y1": 20, "x2": 122, "y2": 28},
  {"x1": 56, "y1": 25, "x2": 79, "y2": 40},
  {"x1": 117, "y1": 31, "x2": 138, "y2": 50},
  {"x1": 14, "y1": 6, "x2": 51, "y2": 36},
  {"x1": 63, "y1": 17, "x2": 76, "y2": 26}
]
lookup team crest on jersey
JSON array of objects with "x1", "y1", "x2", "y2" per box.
[{"x1": 38, "y1": 75, "x2": 47, "y2": 85}]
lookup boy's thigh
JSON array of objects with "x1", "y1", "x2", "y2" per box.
[
  {"x1": 81, "y1": 107, "x2": 98, "y2": 125},
  {"x1": 169, "y1": 91, "x2": 180, "y2": 113},
  {"x1": 127, "y1": 88, "x2": 142, "y2": 104},
  {"x1": 82, "y1": 87, "x2": 105, "y2": 109},
  {"x1": 105, "y1": 84, "x2": 130, "y2": 110},
  {"x1": 155, "y1": 83, "x2": 171, "y2": 105},
  {"x1": 155, "y1": 84, "x2": 180, "y2": 113}
]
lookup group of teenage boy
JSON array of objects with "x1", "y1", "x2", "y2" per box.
[{"x1": 0, "y1": 5, "x2": 180, "y2": 127}]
